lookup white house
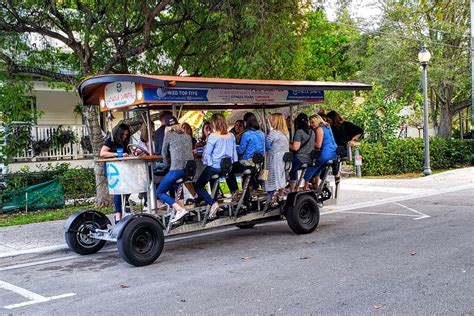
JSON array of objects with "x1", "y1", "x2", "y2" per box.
[{"x1": 7, "y1": 81, "x2": 94, "y2": 172}]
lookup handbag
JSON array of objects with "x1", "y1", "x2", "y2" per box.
[{"x1": 258, "y1": 132, "x2": 269, "y2": 181}]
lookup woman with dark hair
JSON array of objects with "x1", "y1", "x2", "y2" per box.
[
  {"x1": 100, "y1": 123, "x2": 132, "y2": 223},
  {"x1": 288, "y1": 113, "x2": 315, "y2": 192},
  {"x1": 197, "y1": 121, "x2": 213, "y2": 146},
  {"x1": 226, "y1": 116, "x2": 266, "y2": 197},
  {"x1": 230, "y1": 119, "x2": 245, "y2": 144},
  {"x1": 326, "y1": 110, "x2": 363, "y2": 147}
]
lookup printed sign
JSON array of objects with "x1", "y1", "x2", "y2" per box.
[
  {"x1": 104, "y1": 82, "x2": 136, "y2": 107},
  {"x1": 105, "y1": 161, "x2": 148, "y2": 194},
  {"x1": 143, "y1": 87, "x2": 324, "y2": 103}
]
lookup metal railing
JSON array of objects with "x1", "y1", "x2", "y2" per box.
[{"x1": 12, "y1": 124, "x2": 93, "y2": 161}]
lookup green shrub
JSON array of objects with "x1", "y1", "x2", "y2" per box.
[
  {"x1": 4, "y1": 163, "x2": 95, "y2": 204},
  {"x1": 357, "y1": 138, "x2": 472, "y2": 176}
]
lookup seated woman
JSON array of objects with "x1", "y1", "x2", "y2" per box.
[
  {"x1": 196, "y1": 121, "x2": 213, "y2": 148},
  {"x1": 182, "y1": 122, "x2": 197, "y2": 149},
  {"x1": 288, "y1": 113, "x2": 315, "y2": 192},
  {"x1": 100, "y1": 123, "x2": 131, "y2": 223},
  {"x1": 304, "y1": 114, "x2": 337, "y2": 190},
  {"x1": 226, "y1": 116, "x2": 265, "y2": 197},
  {"x1": 265, "y1": 113, "x2": 290, "y2": 202},
  {"x1": 195, "y1": 114, "x2": 237, "y2": 219},
  {"x1": 230, "y1": 119, "x2": 245, "y2": 144},
  {"x1": 156, "y1": 115, "x2": 194, "y2": 222}
]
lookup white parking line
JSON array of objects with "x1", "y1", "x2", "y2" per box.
[
  {"x1": 393, "y1": 202, "x2": 431, "y2": 220},
  {"x1": 0, "y1": 280, "x2": 75, "y2": 310}
]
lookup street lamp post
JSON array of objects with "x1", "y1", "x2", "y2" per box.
[{"x1": 418, "y1": 45, "x2": 432, "y2": 176}]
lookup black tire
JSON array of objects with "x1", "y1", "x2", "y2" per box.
[
  {"x1": 235, "y1": 222, "x2": 256, "y2": 229},
  {"x1": 117, "y1": 216, "x2": 164, "y2": 267},
  {"x1": 286, "y1": 194, "x2": 320, "y2": 234},
  {"x1": 65, "y1": 211, "x2": 109, "y2": 255}
]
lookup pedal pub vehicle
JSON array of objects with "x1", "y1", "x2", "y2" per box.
[{"x1": 65, "y1": 75, "x2": 371, "y2": 266}]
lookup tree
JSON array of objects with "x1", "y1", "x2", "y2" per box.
[
  {"x1": 355, "y1": 0, "x2": 471, "y2": 138},
  {"x1": 0, "y1": 0, "x2": 306, "y2": 205},
  {"x1": 352, "y1": 85, "x2": 405, "y2": 144}
]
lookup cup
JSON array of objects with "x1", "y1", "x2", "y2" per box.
[{"x1": 117, "y1": 147, "x2": 124, "y2": 158}]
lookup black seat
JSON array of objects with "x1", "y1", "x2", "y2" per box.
[
  {"x1": 211, "y1": 157, "x2": 233, "y2": 180},
  {"x1": 175, "y1": 160, "x2": 197, "y2": 184},
  {"x1": 241, "y1": 153, "x2": 264, "y2": 175}
]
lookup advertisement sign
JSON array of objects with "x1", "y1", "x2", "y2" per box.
[
  {"x1": 104, "y1": 82, "x2": 137, "y2": 108},
  {"x1": 143, "y1": 87, "x2": 324, "y2": 103},
  {"x1": 106, "y1": 160, "x2": 147, "y2": 194}
]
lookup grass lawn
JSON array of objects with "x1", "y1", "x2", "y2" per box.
[{"x1": 0, "y1": 204, "x2": 113, "y2": 228}]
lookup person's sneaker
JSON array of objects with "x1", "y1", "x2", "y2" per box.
[
  {"x1": 208, "y1": 202, "x2": 220, "y2": 219},
  {"x1": 171, "y1": 210, "x2": 188, "y2": 223}
]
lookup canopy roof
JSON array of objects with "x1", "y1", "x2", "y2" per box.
[{"x1": 78, "y1": 74, "x2": 372, "y2": 111}]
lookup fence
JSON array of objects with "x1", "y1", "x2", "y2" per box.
[{"x1": 12, "y1": 124, "x2": 93, "y2": 162}]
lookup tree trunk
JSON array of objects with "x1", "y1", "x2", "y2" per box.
[
  {"x1": 438, "y1": 101, "x2": 453, "y2": 138},
  {"x1": 82, "y1": 105, "x2": 111, "y2": 207}
]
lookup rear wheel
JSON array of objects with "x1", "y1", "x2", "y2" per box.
[
  {"x1": 286, "y1": 195, "x2": 320, "y2": 234},
  {"x1": 117, "y1": 216, "x2": 164, "y2": 267},
  {"x1": 65, "y1": 211, "x2": 109, "y2": 255}
]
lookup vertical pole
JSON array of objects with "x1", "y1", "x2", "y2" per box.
[
  {"x1": 422, "y1": 64, "x2": 432, "y2": 176},
  {"x1": 471, "y1": 0, "x2": 474, "y2": 152},
  {"x1": 146, "y1": 109, "x2": 157, "y2": 212},
  {"x1": 460, "y1": 111, "x2": 464, "y2": 139}
]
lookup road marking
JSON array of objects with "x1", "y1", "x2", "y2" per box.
[
  {"x1": 0, "y1": 280, "x2": 75, "y2": 310},
  {"x1": 336, "y1": 211, "x2": 419, "y2": 218},
  {"x1": 0, "y1": 256, "x2": 79, "y2": 272},
  {"x1": 393, "y1": 202, "x2": 431, "y2": 220}
]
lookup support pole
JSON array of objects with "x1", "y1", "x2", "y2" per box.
[
  {"x1": 422, "y1": 63, "x2": 432, "y2": 176},
  {"x1": 471, "y1": 0, "x2": 474, "y2": 152}
]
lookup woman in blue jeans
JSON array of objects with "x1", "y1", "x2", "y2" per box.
[
  {"x1": 303, "y1": 114, "x2": 337, "y2": 190},
  {"x1": 156, "y1": 115, "x2": 194, "y2": 223},
  {"x1": 195, "y1": 113, "x2": 237, "y2": 219}
]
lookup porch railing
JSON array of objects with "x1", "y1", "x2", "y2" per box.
[{"x1": 12, "y1": 124, "x2": 93, "y2": 162}]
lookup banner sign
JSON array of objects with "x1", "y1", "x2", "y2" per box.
[
  {"x1": 104, "y1": 82, "x2": 137, "y2": 108},
  {"x1": 143, "y1": 87, "x2": 324, "y2": 103}
]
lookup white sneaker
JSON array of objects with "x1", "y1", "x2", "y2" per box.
[
  {"x1": 171, "y1": 210, "x2": 187, "y2": 223},
  {"x1": 208, "y1": 202, "x2": 220, "y2": 219},
  {"x1": 171, "y1": 205, "x2": 187, "y2": 223}
]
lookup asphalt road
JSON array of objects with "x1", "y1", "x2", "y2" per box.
[{"x1": 0, "y1": 188, "x2": 472, "y2": 315}]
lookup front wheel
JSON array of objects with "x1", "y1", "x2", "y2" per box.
[
  {"x1": 65, "y1": 210, "x2": 110, "y2": 255},
  {"x1": 286, "y1": 195, "x2": 320, "y2": 234},
  {"x1": 117, "y1": 216, "x2": 164, "y2": 267}
]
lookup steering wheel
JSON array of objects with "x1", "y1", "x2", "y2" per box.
[{"x1": 127, "y1": 144, "x2": 150, "y2": 156}]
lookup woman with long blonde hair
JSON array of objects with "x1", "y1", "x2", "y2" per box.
[
  {"x1": 266, "y1": 113, "x2": 290, "y2": 202},
  {"x1": 195, "y1": 113, "x2": 237, "y2": 219},
  {"x1": 305, "y1": 114, "x2": 337, "y2": 190}
]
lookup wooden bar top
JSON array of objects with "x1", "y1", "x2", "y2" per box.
[{"x1": 96, "y1": 155, "x2": 162, "y2": 163}]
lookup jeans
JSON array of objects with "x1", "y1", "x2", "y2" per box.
[
  {"x1": 288, "y1": 158, "x2": 303, "y2": 182},
  {"x1": 226, "y1": 162, "x2": 257, "y2": 192},
  {"x1": 195, "y1": 166, "x2": 221, "y2": 206},
  {"x1": 156, "y1": 169, "x2": 186, "y2": 207},
  {"x1": 113, "y1": 194, "x2": 130, "y2": 214}
]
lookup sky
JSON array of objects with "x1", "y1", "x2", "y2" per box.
[{"x1": 324, "y1": 0, "x2": 383, "y2": 26}]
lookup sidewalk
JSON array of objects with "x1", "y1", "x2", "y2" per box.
[{"x1": 1, "y1": 167, "x2": 473, "y2": 258}]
